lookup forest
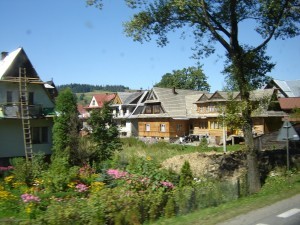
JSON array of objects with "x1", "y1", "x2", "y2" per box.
[{"x1": 57, "y1": 83, "x2": 130, "y2": 93}]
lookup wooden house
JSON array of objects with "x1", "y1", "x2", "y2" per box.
[
  {"x1": 193, "y1": 89, "x2": 286, "y2": 144},
  {"x1": 136, "y1": 87, "x2": 204, "y2": 141},
  {"x1": 0, "y1": 48, "x2": 56, "y2": 160}
]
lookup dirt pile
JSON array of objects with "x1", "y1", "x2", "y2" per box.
[{"x1": 161, "y1": 151, "x2": 247, "y2": 180}]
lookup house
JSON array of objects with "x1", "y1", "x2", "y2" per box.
[
  {"x1": 265, "y1": 79, "x2": 300, "y2": 97},
  {"x1": 0, "y1": 48, "x2": 56, "y2": 160},
  {"x1": 136, "y1": 87, "x2": 285, "y2": 144},
  {"x1": 136, "y1": 87, "x2": 205, "y2": 141},
  {"x1": 278, "y1": 97, "x2": 300, "y2": 122},
  {"x1": 85, "y1": 93, "x2": 116, "y2": 109},
  {"x1": 193, "y1": 89, "x2": 286, "y2": 144},
  {"x1": 111, "y1": 91, "x2": 148, "y2": 137},
  {"x1": 81, "y1": 93, "x2": 116, "y2": 132}
]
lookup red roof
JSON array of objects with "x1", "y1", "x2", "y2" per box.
[
  {"x1": 87, "y1": 93, "x2": 116, "y2": 108},
  {"x1": 279, "y1": 97, "x2": 300, "y2": 110}
]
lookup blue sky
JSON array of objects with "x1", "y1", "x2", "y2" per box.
[{"x1": 1, "y1": 0, "x2": 299, "y2": 92}]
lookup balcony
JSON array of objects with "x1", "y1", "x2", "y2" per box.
[{"x1": 0, "y1": 104, "x2": 54, "y2": 118}]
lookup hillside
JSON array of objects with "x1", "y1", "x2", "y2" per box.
[{"x1": 57, "y1": 83, "x2": 130, "y2": 93}]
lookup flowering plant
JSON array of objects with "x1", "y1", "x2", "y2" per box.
[
  {"x1": 75, "y1": 183, "x2": 89, "y2": 193},
  {"x1": 21, "y1": 193, "x2": 41, "y2": 203},
  {"x1": 107, "y1": 169, "x2": 128, "y2": 179}
]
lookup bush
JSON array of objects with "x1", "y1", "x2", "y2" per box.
[{"x1": 179, "y1": 161, "x2": 193, "y2": 187}]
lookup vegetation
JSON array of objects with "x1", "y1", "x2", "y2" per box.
[
  {"x1": 52, "y1": 88, "x2": 80, "y2": 162},
  {"x1": 87, "y1": 102, "x2": 122, "y2": 164},
  {"x1": 0, "y1": 139, "x2": 299, "y2": 224},
  {"x1": 57, "y1": 83, "x2": 129, "y2": 93},
  {"x1": 88, "y1": 0, "x2": 300, "y2": 194},
  {"x1": 154, "y1": 66, "x2": 210, "y2": 91}
]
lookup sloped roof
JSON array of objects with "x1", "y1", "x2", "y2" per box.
[
  {"x1": 278, "y1": 97, "x2": 300, "y2": 110},
  {"x1": 142, "y1": 87, "x2": 205, "y2": 118},
  {"x1": 266, "y1": 79, "x2": 300, "y2": 97},
  {"x1": 0, "y1": 47, "x2": 40, "y2": 80},
  {"x1": 123, "y1": 92, "x2": 144, "y2": 105},
  {"x1": 88, "y1": 93, "x2": 116, "y2": 108}
]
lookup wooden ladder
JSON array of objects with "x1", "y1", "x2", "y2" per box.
[{"x1": 19, "y1": 68, "x2": 33, "y2": 161}]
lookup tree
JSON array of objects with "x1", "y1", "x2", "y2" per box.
[
  {"x1": 155, "y1": 66, "x2": 210, "y2": 91},
  {"x1": 179, "y1": 160, "x2": 193, "y2": 187},
  {"x1": 52, "y1": 88, "x2": 80, "y2": 164},
  {"x1": 88, "y1": 102, "x2": 122, "y2": 163},
  {"x1": 88, "y1": 0, "x2": 300, "y2": 194}
]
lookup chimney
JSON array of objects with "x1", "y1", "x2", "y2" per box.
[{"x1": 1, "y1": 52, "x2": 8, "y2": 60}]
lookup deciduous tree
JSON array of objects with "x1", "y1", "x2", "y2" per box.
[
  {"x1": 88, "y1": 0, "x2": 300, "y2": 193},
  {"x1": 155, "y1": 66, "x2": 210, "y2": 91}
]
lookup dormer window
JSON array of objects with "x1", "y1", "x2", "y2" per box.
[{"x1": 92, "y1": 100, "x2": 96, "y2": 106}]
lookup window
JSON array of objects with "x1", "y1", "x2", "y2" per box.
[
  {"x1": 7, "y1": 91, "x2": 12, "y2": 105},
  {"x1": 210, "y1": 121, "x2": 220, "y2": 129},
  {"x1": 176, "y1": 124, "x2": 183, "y2": 131},
  {"x1": 144, "y1": 106, "x2": 152, "y2": 114},
  {"x1": 31, "y1": 127, "x2": 48, "y2": 144},
  {"x1": 121, "y1": 120, "x2": 126, "y2": 127},
  {"x1": 28, "y1": 92, "x2": 34, "y2": 105},
  {"x1": 92, "y1": 100, "x2": 96, "y2": 106},
  {"x1": 160, "y1": 124, "x2": 166, "y2": 132},
  {"x1": 145, "y1": 124, "x2": 150, "y2": 132},
  {"x1": 153, "y1": 105, "x2": 160, "y2": 114},
  {"x1": 199, "y1": 121, "x2": 208, "y2": 129}
]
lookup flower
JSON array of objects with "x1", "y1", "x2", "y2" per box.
[
  {"x1": 107, "y1": 169, "x2": 128, "y2": 179},
  {"x1": 0, "y1": 166, "x2": 14, "y2": 171},
  {"x1": 21, "y1": 193, "x2": 41, "y2": 203},
  {"x1": 4, "y1": 175, "x2": 14, "y2": 184},
  {"x1": 75, "y1": 183, "x2": 89, "y2": 192},
  {"x1": 90, "y1": 181, "x2": 105, "y2": 193},
  {"x1": 160, "y1": 181, "x2": 174, "y2": 189}
]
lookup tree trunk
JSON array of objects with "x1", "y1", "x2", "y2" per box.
[
  {"x1": 243, "y1": 113, "x2": 261, "y2": 194},
  {"x1": 234, "y1": 53, "x2": 261, "y2": 194}
]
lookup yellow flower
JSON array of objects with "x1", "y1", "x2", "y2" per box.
[
  {"x1": 146, "y1": 156, "x2": 152, "y2": 161},
  {"x1": 67, "y1": 182, "x2": 76, "y2": 189},
  {"x1": 0, "y1": 190, "x2": 16, "y2": 201},
  {"x1": 25, "y1": 203, "x2": 34, "y2": 214},
  {"x1": 90, "y1": 181, "x2": 105, "y2": 193},
  {"x1": 12, "y1": 181, "x2": 26, "y2": 188},
  {"x1": 4, "y1": 175, "x2": 14, "y2": 184}
]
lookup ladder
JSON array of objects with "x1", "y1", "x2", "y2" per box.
[{"x1": 19, "y1": 68, "x2": 33, "y2": 161}]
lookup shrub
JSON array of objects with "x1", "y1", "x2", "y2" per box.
[{"x1": 179, "y1": 161, "x2": 193, "y2": 187}]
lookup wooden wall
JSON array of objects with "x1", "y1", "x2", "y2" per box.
[{"x1": 138, "y1": 118, "x2": 189, "y2": 138}]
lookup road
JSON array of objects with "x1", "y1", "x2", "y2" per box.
[{"x1": 217, "y1": 194, "x2": 300, "y2": 225}]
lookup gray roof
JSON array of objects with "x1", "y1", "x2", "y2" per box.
[
  {"x1": 270, "y1": 79, "x2": 300, "y2": 97},
  {"x1": 143, "y1": 87, "x2": 205, "y2": 118}
]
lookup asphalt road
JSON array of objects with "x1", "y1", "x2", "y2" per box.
[{"x1": 217, "y1": 194, "x2": 300, "y2": 225}]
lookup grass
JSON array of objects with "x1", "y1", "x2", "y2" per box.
[
  {"x1": 120, "y1": 137, "x2": 243, "y2": 164},
  {"x1": 150, "y1": 172, "x2": 300, "y2": 225}
]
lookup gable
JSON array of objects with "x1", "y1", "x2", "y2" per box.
[
  {"x1": 147, "y1": 89, "x2": 158, "y2": 101},
  {"x1": 210, "y1": 91, "x2": 225, "y2": 100},
  {"x1": 113, "y1": 94, "x2": 122, "y2": 104},
  {"x1": 0, "y1": 48, "x2": 40, "y2": 80}
]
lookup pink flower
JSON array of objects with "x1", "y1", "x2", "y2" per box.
[
  {"x1": 0, "y1": 166, "x2": 14, "y2": 171},
  {"x1": 75, "y1": 183, "x2": 89, "y2": 192},
  {"x1": 21, "y1": 193, "x2": 41, "y2": 203},
  {"x1": 107, "y1": 169, "x2": 128, "y2": 179},
  {"x1": 160, "y1": 181, "x2": 174, "y2": 189}
]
